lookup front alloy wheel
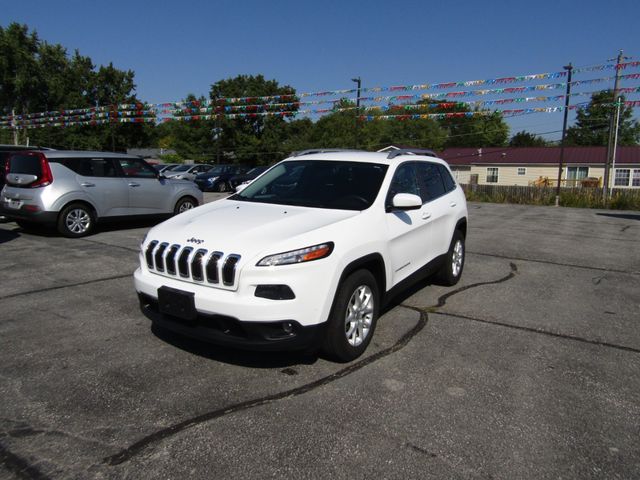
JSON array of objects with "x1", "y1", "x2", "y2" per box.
[
  {"x1": 345, "y1": 285, "x2": 374, "y2": 347},
  {"x1": 323, "y1": 269, "x2": 379, "y2": 362},
  {"x1": 174, "y1": 197, "x2": 197, "y2": 215}
]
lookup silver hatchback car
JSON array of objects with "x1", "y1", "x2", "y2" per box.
[{"x1": 0, "y1": 150, "x2": 203, "y2": 237}]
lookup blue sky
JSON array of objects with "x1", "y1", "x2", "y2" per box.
[{"x1": 2, "y1": 0, "x2": 639, "y2": 141}]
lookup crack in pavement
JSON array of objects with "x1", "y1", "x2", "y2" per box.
[
  {"x1": 433, "y1": 262, "x2": 517, "y2": 309},
  {"x1": 468, "y1": 251, "x2": 639, "y2": 275},
  {"x1": 435, "y1": 311, "x2": 640, "y2": 355},
  {"x1": 0, "y1": 442, "x2": 51, "y2": 480},
  {"x1": 102, "y1": 262, "x2": 521, "y2": 468},
  {"x1": 79, "y1": 237, "x2": 140, "y2": 253},
  {"x1": 103, "y1": 309, "x2": 429, "y2": 466},
  {"x1": 0, "y1": 274, "x2": 133, "y2": 301}
]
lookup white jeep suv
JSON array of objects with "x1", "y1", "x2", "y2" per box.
[{"x1": 134, "y1": 149, "x2": 468, "y2": 361}]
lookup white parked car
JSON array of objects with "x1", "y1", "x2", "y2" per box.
[
  {"x1": 134, "y1": 149, "x2": 468, "y2": 361},
  {"x1": 163, "y1": 163, "x2": 213, "y2": 182}
]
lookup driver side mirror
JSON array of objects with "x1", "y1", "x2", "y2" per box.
[{"x1": 388, "y1": 193, "x2": 422, "y2": 211}]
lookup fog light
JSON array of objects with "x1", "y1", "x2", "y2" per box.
[
  {"x1": 282, "y1": 322, "x2": 294, "y2": 334},
  {"x1": 255, "y1": 285, "x2": 295, "y2": 300}
]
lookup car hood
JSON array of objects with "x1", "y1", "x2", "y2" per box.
[{"x1": 146, "y1": 199, "x2": 359, "y2": 261}]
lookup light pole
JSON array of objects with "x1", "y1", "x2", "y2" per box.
[
  {"x1": 212, "y1": 94, "x2": 222, "y2": 164},
  {"x1": 555, "y1": 63, "x2": 573, "y2": 207},
  {"x1": 351, "y1": 77, "x2": 361, "y2": 108},
  {"x1": 352, "y1": 77, "x2": 361, "y2": 148}
]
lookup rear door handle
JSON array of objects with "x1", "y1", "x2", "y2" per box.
[
  {"x1": 80, "y1": 182, "x2": 95, "y2": 187},
  {"x1": 128, "y1": 182, "x2": 141, "y2": 187},
  {"x1": 450, "y1": 201, "x2": 457, "y2": 207},
  {"x1": 422, "y1": 212, "x2": 432, "y2": 220}
]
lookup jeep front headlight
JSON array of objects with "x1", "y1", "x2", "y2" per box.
[{"x1": 257, "y1": 242, "x2": 334, "y2": 266}]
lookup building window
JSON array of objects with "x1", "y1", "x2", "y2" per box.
[
  {"x1": 517, "y1": 167, "x2": 526, "y2": 176},
  {"x1": 566, "y1": 166, "x2": 588, "y2": 187},
  {"x1": 632, "y1": 169, "x2": 640, "y2": 187},
  {"x1": 614, "y1": 169, "x2": 630, "y2": 187},
  {"x1": 486, "y1": 167, "x2": 499, "y2": 183}
]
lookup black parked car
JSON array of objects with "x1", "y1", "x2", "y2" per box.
[
  {"x1": 194, "y1": 164, "x2": 251, "y2": 192},
  {"x1": 228, "y1": 165, "x2": 270, "y2": 191}
]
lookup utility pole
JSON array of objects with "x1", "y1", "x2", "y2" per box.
[
  {"x1": 603, "y1": 50, "x2": 627, "y2": 200},
  {"x1": 609, "y1": 97, "x2": 623, "y2": 199},
  {"x1": 11, "y1": 109, "x2": 18, "y2": 145},
  {"x1": 555, "y1": 63, "x2": 573, "y2": 207}
]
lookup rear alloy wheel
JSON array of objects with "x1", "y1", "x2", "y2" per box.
[
  {"x1": 174, "y1": 197, "x2": 197, "y2": 215},
  {"x1": 57, "y1": 203, "x2": 94, "y2": 238},
  {"x1": 435, "y1": 230, "x2": 465, "y2": 286},
  {"x1": 322, "y1": 269, "x2": 379, "y2": 362}
]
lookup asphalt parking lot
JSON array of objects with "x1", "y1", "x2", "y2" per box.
[{"x1": 1, "y1": 196, "x2": 639, "y2": 480}]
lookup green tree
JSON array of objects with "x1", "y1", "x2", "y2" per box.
[
  {"x1": 418, "y1": 100, "x2": 509, "y2": 147},
  {"x1": 308, "y1": 99, "x2": 359, "y2": 149},
  {"x1": 209, "y1": 75, "x2": 298, "y2": 164},
  {"x1": 509, "y1": 130, "x2": 548, "y2": 147},
  {"x1": 0, "y1": 22, "x2": 151, "y2": 150},
  {"x1": 566, "y1": 90, "x2": 640, "y2": 146}
]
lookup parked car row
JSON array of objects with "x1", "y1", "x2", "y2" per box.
[{"x1": 150, "y1": 163, "x2": 268, "y2": 192}]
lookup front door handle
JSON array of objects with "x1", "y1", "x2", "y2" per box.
[
  {"x1": 128, "y1": 182, "x2": 141, "y2": 187},
  {"x1": 422, "y1": 212, "x2": 432, "y2": 220},
  {"x1": 450, "y1": 201, "x2": 457, "y2": 207},
  {"x1": 80, "y1": 182, "x2": 95, "y2": 187}
]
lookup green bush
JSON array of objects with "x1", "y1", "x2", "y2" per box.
[
  {"x1": 461, "y1": 185, "x2": 640, "y2": 210},
  {"x1": 159, "y1": 153, "x2": 184, "y2": 163}
]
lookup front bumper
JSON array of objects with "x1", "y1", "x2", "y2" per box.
[{"x1": 138, "y1": 292, "x2": 323, "y2": 350}]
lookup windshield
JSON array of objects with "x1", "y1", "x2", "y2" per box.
[
  {"x1": 230, "y1": 160, "x2": 388, "y2": 210},
  {"x1": 207, "y1": 167, "x2": 225, "y2": 175}
]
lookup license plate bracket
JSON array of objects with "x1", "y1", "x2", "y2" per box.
[
  {"x1": 157, "y1": 286, "x2": 197, "y2": 321},
  {"x1": 7, "y1": 199, "x2": 22, "y2": 210}
]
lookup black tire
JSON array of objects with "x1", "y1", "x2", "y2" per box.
[
  {"x1": 435, "y1": 229, "x2": 465, "y2": 286},
  {"x1": 174, "y1": 196, "x2": 197, "y2": 215},
  {"x1": 322, "y1": 269, "x2": 380, "y2": 362},
  {"x1": 57, "y1": 203, "x2": 95, "y2": 238},
  {"x1": 215, "y1": 181, "x2": 227, "y2": 193}
]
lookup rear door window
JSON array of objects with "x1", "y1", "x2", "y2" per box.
[
  {"x1": 115, "y1": 158, "x2": 157, "y2": 178},
  {"x1": 437, "y1": 164, "x2": 456, "y2": 192},
  {"x1": 54, "y1": 158, "x2": 118, "y2": 177}
]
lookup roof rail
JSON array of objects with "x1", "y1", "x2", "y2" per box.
[
  {"x1": 387, "y1": 148, "x2": 437, "y2": 160},
  {"x1": 291, "y1": 148, "x2": 364, "y2": 157}
]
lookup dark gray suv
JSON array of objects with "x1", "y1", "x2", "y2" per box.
[{"x1": 1, "y1": 150, "x2": 203, "y2": 237}]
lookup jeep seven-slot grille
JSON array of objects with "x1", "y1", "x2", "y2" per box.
[{"x1": 144, "y1": 241, "x2": 241, "y2": 288}]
